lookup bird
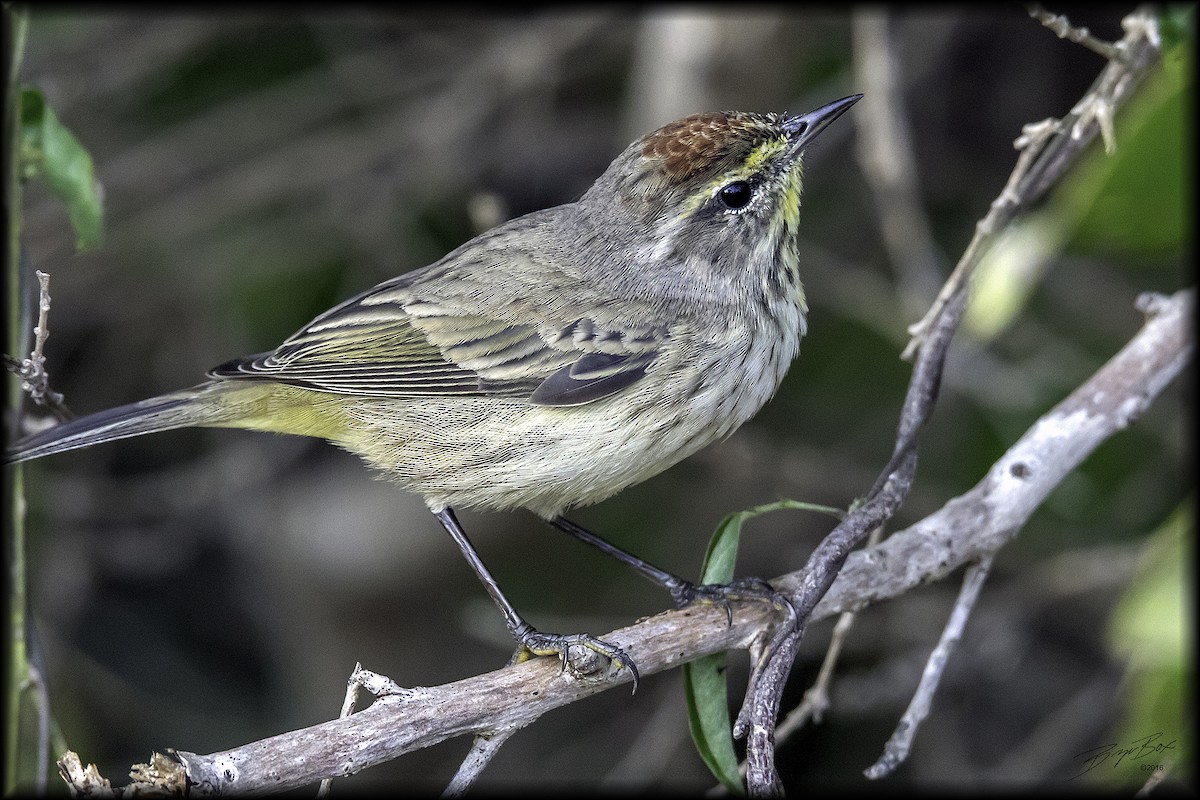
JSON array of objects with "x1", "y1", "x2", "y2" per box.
[{"x1": 7, "y1": 94, "x2": 862, "y2": 686}]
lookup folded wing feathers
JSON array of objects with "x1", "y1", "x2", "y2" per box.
[{"x1": 208, "y1": 291, "x2": 663, "y2": 404}]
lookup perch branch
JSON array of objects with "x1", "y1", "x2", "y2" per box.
[{"x1": 57, "y1": 282, "x2": 1191, "y2": 797}]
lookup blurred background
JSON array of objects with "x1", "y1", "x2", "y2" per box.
[{"x1": 12, "y1": 6, "x2": 1191, "y2": 794}]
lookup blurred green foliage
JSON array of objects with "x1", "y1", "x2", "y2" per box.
[
  {"x1": 1063, "y1": 34, "x2": 1190, "y2": 258},
  {"x1": 1105, "y1": 502, "x2": 1191, "y2": 787}
]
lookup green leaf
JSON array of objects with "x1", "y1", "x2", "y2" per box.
[
  {"x1": 700, "y1": 499, "x2": 843, "y2": 585},
  {"x1": 685, "y1": 652, "x2": 744, "y2": 794},
  {"x1": 684, "y1": 499, "x2": 844, "y2": 793},
  {"x1": 21, "y1": 87, "x2": 103, "y2": 251}
]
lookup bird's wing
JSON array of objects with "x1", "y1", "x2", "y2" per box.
[{"x1": 208, "y1": 264, "x2": 665, "y2": 407}]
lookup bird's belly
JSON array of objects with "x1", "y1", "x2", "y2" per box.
[{"x1": 343, "y1": 323, "x2": 800, "y2": 518}]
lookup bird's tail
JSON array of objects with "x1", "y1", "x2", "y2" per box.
[{"x1": 5, "y1": 387, "x2": 224, "y2": 464}]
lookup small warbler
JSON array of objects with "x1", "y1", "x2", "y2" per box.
[{"x1": 7, "y1": 95, "x2": 861, "y2": 683}]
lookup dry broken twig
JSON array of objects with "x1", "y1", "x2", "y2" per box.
[{"x1": 6, "y1": 270, "x2": 71, "y2": 422}]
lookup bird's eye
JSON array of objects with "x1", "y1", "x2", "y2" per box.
[{"x1": 718, "y1": 180, "x2": 753, "y2": 210}]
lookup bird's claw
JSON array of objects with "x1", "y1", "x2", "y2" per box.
[
  {"x1": 671, "y1": 577, "x2": 797, "y2": 630},
  {"x1": 516, "y1": 630, "x2": 640, "y2": 693}
]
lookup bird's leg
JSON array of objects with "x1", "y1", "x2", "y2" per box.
[
  {"x1": 548, "y1": 515, "x2": 796, "y2": 629},
  {"x1": 546, "y1": 515, "x2": 693, "y2": 602},
  {"x1": 434, "y1": 508, "x2": 639, "y2": 690}
]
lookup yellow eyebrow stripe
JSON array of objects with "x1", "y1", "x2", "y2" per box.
[{"x1": 677, "y1": 136, "x2": 789, "y2": 219}]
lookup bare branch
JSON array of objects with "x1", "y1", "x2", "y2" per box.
[
  {"x1": 172, "y1": 599, "x2": 767, "y2": 795},
  {"x1": 50, "y1": 285, "x2": 1191, "y2": 795},
  {"x1": 738, "y1": 285, "x2": 1190, "y2": 793},
  {"x1": 736, "y1": 229, "x2": 970, "y2": 793},
  {"x1": 863, "y1": 555, "x2": 994, "y2": 779},
  {"x1": 810, "y1": 289, "x2": 1192, "y2": 622}
]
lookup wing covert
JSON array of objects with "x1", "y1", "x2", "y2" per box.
[{"x1": 208, "y1": 276, "x2": 667, "y2": 404}]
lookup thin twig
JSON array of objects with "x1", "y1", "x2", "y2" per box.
[
  {"x1": 903, "y1": 7, "x2": 1161, "y2": 359},
  {"x1": 443, "y1": 647, "x2": 533, "y2": 796},
  {"x1": 1027, "y1": 4, "x2": 1126, "y2": 62},
  {"x1": 442, "y1": 729, "x2": 520, "y2": 798},
  {"x1": 770, "y1": 525, "x2": 884, "y2": 748},
  {"x1": 6, "y1": 270, "x2": 71, "y2": 422},
  {"x1": 317, "y1": 663, "x2": 411, "y2": 798},
  {"x1": 863, "y1": 555, "x2": 994, "y2": 779},
  {"x1": 738, "y1": 283, "x2": 953, "y2": 794}
]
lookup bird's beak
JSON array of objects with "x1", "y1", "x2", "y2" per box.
[{"x1": 784, "y1": 94, "x2": 862, "y2": 152}]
